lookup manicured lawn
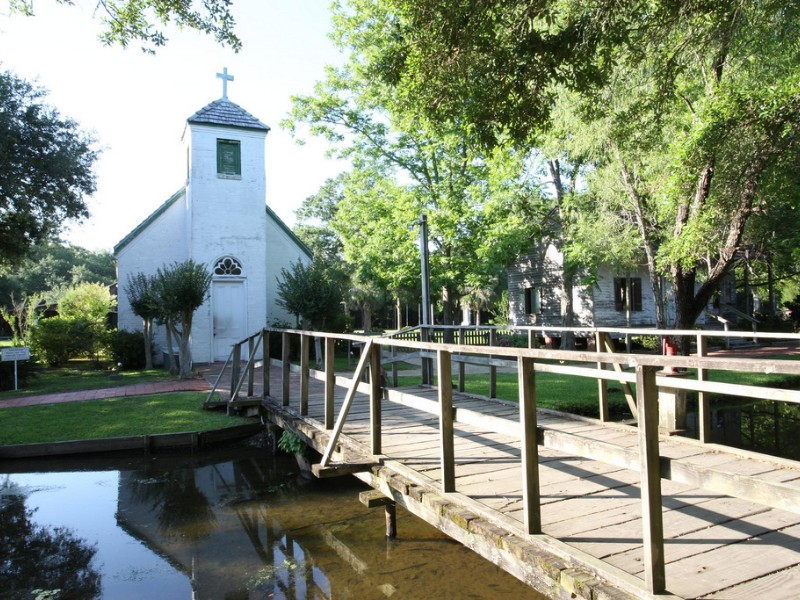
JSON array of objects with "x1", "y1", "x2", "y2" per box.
[
  {"x1": 0, "y1": 392, "x2": 249, "y2": 445},
  {"x1": 0, "y1": 362, "x2": 174, "y2": 398},
  {"x1": 396, "y1": 355, "x2": 800, "y2": 420},
  {"x1": 397, "y1": 369, "x2": 634, "y2": 418}
]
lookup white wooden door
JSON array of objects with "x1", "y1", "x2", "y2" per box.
[{"x1": 213, "y1": 281, "x2": 246, "y2": 361}]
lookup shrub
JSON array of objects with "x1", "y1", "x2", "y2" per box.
[
  {"x1": 29, "y1": 317, "x2": 92, "y2": 366},
  {"x1": 106, "y1": 330, "x2": 147, "y2": 370},
  {"x1": 631, "y1": 335, "x2": 660, "y2": 352}
]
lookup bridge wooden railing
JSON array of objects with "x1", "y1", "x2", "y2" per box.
[{"x1": 224, "y1": 326, "x2": 800, "y2": 595}]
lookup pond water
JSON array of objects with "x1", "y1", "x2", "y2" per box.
[{"x1": 0, "y1": 443, "x2": 544, "y2": 599}]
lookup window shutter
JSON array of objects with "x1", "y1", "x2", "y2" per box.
[
  {"x1": 631, "y1": 278, "x2": 643, "y2": 311},
  {"x1": 217, "y1": 139, "x2": 241, "y2": 176}
]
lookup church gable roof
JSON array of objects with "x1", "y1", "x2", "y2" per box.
[
  {"x1": 114, "y1": 188, "x2": 186, "y2": 255},
  {"x1": 266, "y1": 204, "x2": 313, "y2": 260},
  {"x1": 187, "y1": 99, "x2": 271, "y2": 132}
]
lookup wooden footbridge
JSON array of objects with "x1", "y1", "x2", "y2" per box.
[{"x1": 208, "y1": 326, "x2": 800, "y2": 600}]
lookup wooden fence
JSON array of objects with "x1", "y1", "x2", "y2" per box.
[{"x1": 215, "y1": 325, "x2": 800, "y2": 595}]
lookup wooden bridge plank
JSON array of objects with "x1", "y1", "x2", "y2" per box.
[
  {"x1": 660, "y1": 522, "x2": 800, "y2": 599},
  {"x1": 705, "y1": 563, "x2": 800, "y2": 599}
]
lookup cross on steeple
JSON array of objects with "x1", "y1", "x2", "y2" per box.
[{"x1": 216, "y1": 67, "x2": 234, "y2": 100}]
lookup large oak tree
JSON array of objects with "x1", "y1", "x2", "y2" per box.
[
  {"x1": 346, "y1": 0, "x2": 800, "y2": 335},
  {"x1": 0, "y1": 71, "x2": 98, "y2": 265}
]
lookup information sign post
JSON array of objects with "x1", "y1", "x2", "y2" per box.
[{"x1": 1, "y1": 346, "x2": 30, "y2": 391}]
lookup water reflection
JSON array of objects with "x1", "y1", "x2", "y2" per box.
[
  {"x1": 1, "y1": 445, "x2": 543, "y2": 599},
  {"x1": 0, "y1": 476, "x2": 101, "y2": 599}
]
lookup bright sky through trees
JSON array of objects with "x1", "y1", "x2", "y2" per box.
[{"x1": 0, "y1": 1, "x2": 344, "y2": 251}]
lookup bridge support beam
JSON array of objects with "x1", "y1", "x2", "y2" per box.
[{"x1": 359, "y1": 489, "x2": 397, "y2": 539}]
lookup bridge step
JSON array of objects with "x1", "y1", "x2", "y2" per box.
[
  {"x1": 311, "y1": 461, "x2": 378, "y2": 479},
  {"x1": 359, "y1": 489, "x2": 393, "y2": 508}
]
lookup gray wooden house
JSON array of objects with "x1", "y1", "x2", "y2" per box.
[{"x1": 507, "y1": 242, "x2": 737, "y2": 330}]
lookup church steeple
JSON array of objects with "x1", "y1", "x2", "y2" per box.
[{"x1": 186, "y1": 68, "x2": 270, "y2": 132}]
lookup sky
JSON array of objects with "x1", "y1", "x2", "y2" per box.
[{"x1": 0, "y1": 1, "x2": 346, "y2": 252}]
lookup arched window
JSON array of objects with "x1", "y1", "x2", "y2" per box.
[{"x1": 213, "y1": 256, "x2": 244, "y2": 276}]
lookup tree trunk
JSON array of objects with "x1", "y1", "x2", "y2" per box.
[
  {"x1": 363, "y1": 306, "x2": 373, "y2": 332},
  {"x1": 619, "y1": 159, "x2": 666, "y2": 328},
  {"x1": 143, "y1": 318, "x2": 153, "y2": 370},
  {"x1": 547, "y1": 158, "x2": 578, "y2": 349},
  {"x1": 561, "y1": 259, "x2": 576, "y2": 350},
  {"x1": 165, "y1": 320, "x2": 177, "y2": 376},
  {"x1": 178, "y1": 312, "x2": 193, "y2": 379},
  {"x1": 178, "y1": 331, "x2": 193, "y2": 379},
  {"x1": 395, "y1": 297, "x2": 403, "y2": 329}
]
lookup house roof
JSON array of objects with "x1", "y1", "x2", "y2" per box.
[
  {"x1": 113, "y1": 187, "x2": 312, "y2": 260},
  {"x1": 187, "y1": 98, "x2": 271, "y2": 132}
]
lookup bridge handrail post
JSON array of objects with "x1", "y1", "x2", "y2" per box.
[
  {"x1": 324, "y1": 337, "x2": 336, "y2": 429},
  {"x1": 262, "y1": 329, "x2": 270, "y2": 398},
  {"x1": 637, "y1": 363, "x2": 666, "y2": 594},
  {"x1": 596, "y1": 332, "x2": 610, "y2": 422},
  {"x1": 300, "y1": 334, "x2": 310, "y2": 416},
  {"x1": 458, "y1": 328, "x2": 466, "y2": 392},
  {"x1": 231, "y1": 343, "x2": 241, "y2": 401},
  {"x1": 370, "y1": 342, "x2": 382, "y2": 455},
  {"x1": 247, "y1": 336, "x2": 255, "y2": 397},
  {"x1": 489, "y1": 329, "x2": 497, "y2": 398},
  {"x1": 519, "y1": 355, "x2": 541, "y2": 534},
  {"x1": 696, "y1": 332, "x2": 710, "y2": 443},
  {"x1": 391, "y1": 343, "x2": 398, "y2": 387},
  {"x1": 438, "y1": 349, "x2": 455, "y2": 493},
  {"x1": 281, "y1": 332, "x2": 291, "y2": 407}
]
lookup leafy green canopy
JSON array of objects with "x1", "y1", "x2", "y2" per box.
[
  {"x1": 0, "y1": 71, "x2": 98, "y2": 265},
  {"x1": 285, "y1": 5, "x2": 549, "y2": 324},
  {"x1": 276, "y1": 259, "x2": 344, "y2": 330},
  {"x1": 0, "y1": 241, "x2": 114, "y2": 305},
  {"x1": 8, "y1": 0, "x2": 241, "y2": 52},
  {"x1": 352, "y1": 0, "x2": 800, "y2": 329}
]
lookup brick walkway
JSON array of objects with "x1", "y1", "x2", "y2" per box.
[{"x1": 0, "y1": 378, "x2": 211, "y2": 409}]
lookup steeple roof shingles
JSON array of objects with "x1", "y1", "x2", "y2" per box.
[{"x1": 187, "y1": 98, "x2": 270, "y2": 132}]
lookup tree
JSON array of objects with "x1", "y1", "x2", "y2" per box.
[
  {"x1": 347, "y1": 1, "x2": 800, "y2": 342},
  {"x1": 0, "y1": 241, "x2": 115, "y2": 305},
  {"x1": 0, "y1": 71, "x2": 98, "y2": 265},
  {"x1": 276, "y1": 259, "x2": 344, "y2": 331},
  {"x1": 285, "y1": 16, "x2": 547, "y2": 326},
  {"x1": 155, "y1": 259, "x2": 211, "y2": 379},
  {"x1": 124, "y1": 272, "x2": 160, "y2": 369},
  {"x1": 57, "y1": 281, "x2": 116, "y2": 360},
  {"x1": 7, "y1": 0, "x2": 241, "y2": 52},
  {"x1": 0, "y1": 479, "x2": 100, "y2": 599}
]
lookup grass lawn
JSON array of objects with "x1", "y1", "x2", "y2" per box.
[
  {"x1": 0, "y1": 362, "x2": 174, "y2": 398},
  {"x1": 397, "y1": 369, "x2": 634, "y2": 418},
  {"x1": 0, "y1": 392, "x2": 250, "y2": 446},
  {"x1": 396, "y1": 356, "x2": 800, "y2": 420}
]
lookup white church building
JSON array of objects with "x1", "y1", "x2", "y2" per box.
[{"x1": 115, "y1": 70, "x2": 311, "y2": 363}]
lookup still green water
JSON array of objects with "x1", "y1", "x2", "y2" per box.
[{"x1": 0, "y1": 443, "x2": 545, "y2": 599}]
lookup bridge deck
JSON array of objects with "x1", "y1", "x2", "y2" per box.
[{"x1": 229, "y1": 361, "x2": 800, "y2": 600}]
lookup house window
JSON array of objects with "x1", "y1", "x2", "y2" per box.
[
  {"x1": 523, "y1": 287, "x2": 540, "y2": 314},
  {"x1": 614, "y1": 277, "x2": 642, "y2": 311},
  {"x1": 214, "y1": 256, "x2": 243, "y2": 276},
  {"x1": 217, "y1": 139, "x2": 241, "y2": 178}
]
